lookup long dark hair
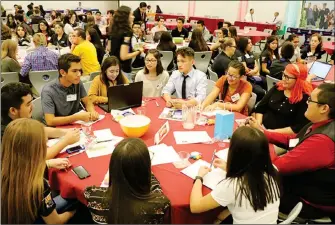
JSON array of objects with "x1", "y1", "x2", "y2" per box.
[
  {"x1": 221, "y1": 60, "x2": 246, "y2": 101},
  {"x1": 6, "y1": 14, "x2": 16, "y2": 29},
  {"x1": 100, "y1": 56, "x2": 125, "y2": 86},
  {"x1": 237, "y1": 37, "x2": 250, "y2": 54},
  {"x1": 279, "y1": 34, "x2": 298, "y2": 49},
  {"x1": 157, "y1": 31, "x2": 175, "y2": 51},
  {"x1": 190, "y1": 28, "x2": 208, "y2": 52},
  {"x1": 144, "y1": 49, "x2": 164, "y2": 75},
  {"x1": 110, "y1": 6, "x2": 132, "y2": 37},
  {"x1": 107, "y1": 138, "x2": 152, "y2": 223},
  {"x1": 38, "y1": 20, "x2": 53, "y2": 36},
  {"x1": 262, "y1": 35, "x2": 279, "y2": 60},
  {"x1": 16, "y1": 24, "x2": 28, "y2": 39},
  {"x1": 226, "y1": 126, "x2": 280, "y2": 211},
  {"x1": 228, "y1": 26, "x2": 238, "y2": 41},
  {"x1": 87, "y1": 27, "x2": 103, "y2": 48},
  {"x1": 308, "y1": 33, "x2": 323, "y2": 54}
]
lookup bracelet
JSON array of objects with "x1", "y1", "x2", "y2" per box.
[{"x1": 193, "y1": 176, "x2": 203, "y2": 184}]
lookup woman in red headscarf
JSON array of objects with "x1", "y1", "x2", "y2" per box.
[{"x1": 252, "y1": 63, "x2": 313, "y2": 134}]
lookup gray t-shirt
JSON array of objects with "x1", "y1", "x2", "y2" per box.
[
  {"x1": 134, "y1": 69, "x2": 169, "y2": 97},
  {"x1": 41, "y1": 78, "x2": 87, "y2": 117}
]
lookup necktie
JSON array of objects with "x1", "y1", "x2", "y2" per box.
[
  {"x1": 182, "y1": 75, "x2": 188, "y2": 99},
  {"x1": 251, "y1": 15, "x2": 253, "y2": 22},
  {"x1": 273, "y1": 17, "x2": 276, "y2": 22},
  {"x1": 141, "y1": 12, "x2": 144, "y2": 20}
]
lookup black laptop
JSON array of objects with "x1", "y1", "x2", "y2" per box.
[
  {"x1": 309, "y1": 61, "x2": 332, "y2": 81},
  {"x1": 98, "y1": 81, "x2": 143, "y2": 112}
]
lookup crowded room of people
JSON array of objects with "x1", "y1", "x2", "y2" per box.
[{"x1": 1, "y1": 0, "x2": 335, "y2": 224}]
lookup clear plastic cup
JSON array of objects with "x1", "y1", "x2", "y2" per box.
[{"x1": 81, "y1": 123, "x2": 92, "y2": 137}]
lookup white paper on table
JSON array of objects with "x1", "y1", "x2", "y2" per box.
[
  {"x1": 46, "y1": 131, "x2": 87, "y2": 153},
  {"x1": 86, "y1": 136, "x2": 123, "y2": 158},
  {"x1": 101, "y1": 170, "x2": 109, "y2": 187},
  {"x1": 148, "y1": 144, "x2": 181, "y2": 166},
  {"x1": 201, "y1": 110, "x2": 226, "y2": 117},
  {"x1": 235, "y1": 119, "x2": 246, "y2": 126},
  {"x1": 173, "y1": 131, "x2": 212, "y2": 144},
  {"x1": 180, "y1": 159, "x2": 226, "y2": 190},
  {"x1": 73, "y1": 110, "x2": 105, "y2": 126},
  {"x1": 215, "y1": 148, "x2": 229, "y2": 162},
  {"x1": 93, "y1": 129, "x2": 114, "y2": 143}
]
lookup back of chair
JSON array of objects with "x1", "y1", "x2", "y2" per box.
[
  {"x1": 1, "y1": 72, "x2": 19, "y2": 89},
  {"x1": 89, "y1": 71, "x2": 100, "y2": 81},
  {"x1": 206, "y1": 79, "x2": 216, "y2": 96},
  {"x1": 32, "y1": 24, "x2": 39, "y2": 33},
  {"x1": 29, "y1": 70, "x2": 59, "y2": 96},
  {"x1": 245, "y1": 26, "x2": 257, "y2": 31},
  {"x1": 207, "y1": 66, "x2": 218, "y2": 81},
  {"x1": 279, "y1": 202, "x2": 303, "y2": 224},
  {"x1": 322, "y1": 36, "x2": 335, "y2": 43},
  {"x1": 31, "y1": 97, "x2": 44, "y2": 123},
  {"x1": 83, "y1": 81, "x2": 93, "y2": 93},
  {"x1": 167, "y1": 18, "x2": 176, "y2": 23},
  {"x1": 194, "y1": 51, "x2": 212, "y2": 74},
  {"x1": 266, "y1": 75, "x2": 280, "y2": 92},
  {"x1": 159, "y1": 51, "x2": 174, "y2": 71},
  {"x1": 263, "y1": 29, "x2": 273, "y2": 34},
  {"x1": 247, "y1": 92, "x2": 257, "y2": 115}
]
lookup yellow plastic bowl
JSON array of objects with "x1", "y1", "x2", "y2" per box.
[{"x1": 119, "y1": 115, "x2": 151, "y2": 138}]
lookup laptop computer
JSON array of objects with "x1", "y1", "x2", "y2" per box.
[
  {"x1": 309, "y1": 61, "x2": 332, "y2": 81},
  {"x1": 98, "y1": 81, "x2": 143, "y2": 112}
]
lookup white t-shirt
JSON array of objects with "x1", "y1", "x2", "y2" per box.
[
  {"x1": 211, "y1": 178, "x2": 280, "y2": 224},
  {"x1": 151, "y1": 25, "x2": 167, "y2": 36},
  {"x1": 64, "y1": 23, "x2": 74, "y2": 35},
  {"x1": 279, "y1": 46, "x2": 301, "y2": 63},
  {"x1": 135, "y1": 69, "x2": 170, "y2": 97}
]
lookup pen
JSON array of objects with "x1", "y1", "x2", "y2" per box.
[
  {"x1": 209, "y1": 149, "x2": 216, "y2": 169},
  {"x1": 80, "y1": 102, "x2": 86, "y2": 111},
  {"x1": 155, "y1": 101, "x2": 159, "y2": 107},
  {"x1": 96, "y1": 138, "x2": 114, "y2": 144},
  {"x1": 67, "y1": 150, "x2": 85, "y2": 158}
]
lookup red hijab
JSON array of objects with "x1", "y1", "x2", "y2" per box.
[{"x1": 277, "y1": 63, "x2": 313, "y2": 104}]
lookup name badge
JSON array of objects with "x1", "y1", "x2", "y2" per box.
[
  {"x1": 231, "y1": 93, "x2": 240, "y2": 103},
  {"x1": 66, "y1": 94, "x2": 77, "y2": 102},
  {"x1": 272, "y1": 55, "x2": 276, "y2": 59},
  {"x1": 307, "y1": 52, "x2": 313, "y2": 57},
  {"x1": 289, "y1": 138, "x2": 299, "y2": 148},
  {"x1": 156, "y1": 82, "x2": 163, "y2": 90},
  {"x1": 245, "y1": 53, "x2": 250, "y2": 59}
]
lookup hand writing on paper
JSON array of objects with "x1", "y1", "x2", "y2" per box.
[
  {"x1": 213, "y1": 158, "x2": 227, "y2": 171},
  {"x1": 63, "y1": 128, "x2": 81, "y2": 145},
  {"x1": 204, "y1": 102, "x2": 218, "y2": 112},
  {"x1": 89, "y1": 111, "x2": 100, "y2": 121},
  {"x1": 197, "y1": 166, "x2": 211, "y2": 177}
]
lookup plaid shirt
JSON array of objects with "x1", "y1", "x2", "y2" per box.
[{"x1": 20, "y1": 46, "x2": 59, "y2": 77}]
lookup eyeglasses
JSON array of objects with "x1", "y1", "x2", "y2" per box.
[
  {"x1": 306, "y1": 97, "x2": 328, "y2": 106},
  {"x1": 145, "y1": 59, "x2": 157, "y2": 63},
  {"x1": 226, "y1": 73, "x2": 240, "y2": 80},
  {"x1": 282, "y1": 72, "x2": 297, "y2": 81}
]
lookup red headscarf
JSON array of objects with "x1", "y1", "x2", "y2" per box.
[{"x1": 277, "y1": 63, "x2": 313, "y2": 104}]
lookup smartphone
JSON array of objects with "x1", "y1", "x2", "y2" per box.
[
  {"x1": 66, "y1": 145, "x2": 85, "y2": 154},
  {"x1": 72, "y1": 166, "x2": 90, "y2": 179}
]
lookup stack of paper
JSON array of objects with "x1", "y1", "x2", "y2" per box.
[
  {"x1": 110, "y1": 109, "x2": 135, "y2": 122},
  {"x1": 47, "y1": 131, "x2": 87, "y2": 153},
  {"x1": 181, "y1": 159, "x2": 226, "y2": 190},
  {"x1": 73, "y1": 110, "x2": 105, "y2": 126},
  {"x1": 94, "y1": 129, "x2": 114, "y2": 143},
  {"x1": 148, "y1": 144, "x2": 181, "y2": 166},
  {"x1": 215, "y1": 148, "x2": 229, "y2": 162},
  {"x1": 173, "y1": 131, "x2": 212, "y2": 144},
  {"x1": 86, "y1": 136, "x2": 123, "y2": 158},
  {"x1": 159, "y1": 108, "x2": 183, "y2": 121}
]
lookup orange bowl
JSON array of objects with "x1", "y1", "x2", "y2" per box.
[{"x1": 119, "y1": 115, "x2": 151, "y2": 138}]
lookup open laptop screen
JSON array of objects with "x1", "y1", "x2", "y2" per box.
[{"x1": 309, "y1": 61, "x2": 332, "y2": 80}]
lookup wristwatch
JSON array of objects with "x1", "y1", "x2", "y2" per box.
[{"x1": 193, "y1": 176, "x2": 203, "y2": 184}]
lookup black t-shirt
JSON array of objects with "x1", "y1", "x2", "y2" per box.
[
  {"x1": 301, "y1": 45, "x2": 326, "y2": 60},
  {"x1": 260, "y1": 49, "x2": 277, "y2": 76},
  {"x1": 51, "y1": 33, "x2": 69, "y2": 47},
  {"x1": 236, "y1": 50, "x2": 256, "y2": 70},
  {"x1": 254, "y1": 86, "x2": 310, "y2": 133},
  {"x1": 109, "y1": 31, "x2": 133, "y2": 73},
  {"x1": 18, "y1": 37, "x2": 31, "y2": 47},
  {"x1": 269, "y1": 58, "x2": 291, "y2": 80},
  {"x1": 1, "y1": 116, "x2": 12, "y2": 140},
  {"x1": 34, "y1": 179, "x2": 56, "y2": 223},
  {"x1": 171, "y1": 27, "x2": 189, "y2": 39},
  {"x1": 212, "y1": 51, "x2": 235, "y2": 78},
  {"x1": 94, "y1": 44, "x2": 105, "y2": 65}
]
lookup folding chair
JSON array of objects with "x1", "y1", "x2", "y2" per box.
[
  {"x1": 266, "y1": 75, "x2": 280, "y2": 91},
  {"x1": 31, "y1": 97, "x2": 44, "y2": 123},
  {"x1": 1, "y1": 72, "x2": 19, "y2": 89},
  {"x1": 29, "y1": 70, "x2": 59, "y2": 96},
  {"x1": 247, "y1": 92, "x2": 257, "y2": 115},
  {"x1": 206, "y1": 80, "x2": 216, "y2": 96},
  {"x1": 207, "y1": 66, "x2": 218, "y2": 81},
  {"x1": 89, "y1": 71, "x2": 100, "y2": 81},
  {"x1": 159, "y1": 51, "x2": 174, "y2": 71},
  {"x1": 194, "y1": 51, "x2": 212, "y2": 74},
  {"x1": 83, "y1": 81, "x2": 93, "y2": 93}
]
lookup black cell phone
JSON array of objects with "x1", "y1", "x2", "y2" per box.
[
  {"x1": 66, "y1": 145, "x2": 85, "y2": 154},
  {"x1": 72, "y1": 166, "x2": 90, "y2": 179}
]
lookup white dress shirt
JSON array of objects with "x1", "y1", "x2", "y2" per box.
[
  {"x1": 272, "y1": 16, "x2": 282, "y2": 27},
  {"x1": 151, "y1": 25, "x2": 167, "y2": 36},
  {"x1": 162, "y1": 68, "x2": 207, "y2": 104},
  {"x1": 244, "y1": 13, "x2": 256, "y2": 22}
]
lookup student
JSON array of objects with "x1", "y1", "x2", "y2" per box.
[
  {"x1": 212, "y1": 37, "x2": 237, "y2": 78},
  {"x1": 6, "y1": 14, "x2": 16, "y2": 30},
  {"x1": 131, "y1": 22, "x2": 145, "y2": 68},
  {"x1": 86, "y1": 27, "x2": 105, "y2": 65},
  {"x1": 196, "y1": 20, "x2": 211, "y2": 42},
  {"x1": 253, "y1": 63, "x2": 312, "y2": 135},
  {"x1": 84, "y1": 15, "x2": 102, "y2": 38},
  {"x1": 202, "y1": 61, "x2": 252, "y2": 116},
  {"x1": 279, "y1": 34, "x2": 301, "y2": 63},
  {"x1": 94, "y1": 11, "x2": 106, "y2": 26},
  {"x1": 41, "y1": 53, "x2": 99, "y2": 126},
  {"x1": 135, "y1": 49, "x2": 169, "y2": 97},
  {"x1": 38, "y1": 20, "x2": 55, "y2": 43},
  {"x1": 157, "y1": 31, "x2": 177, "y2": 71},
  {"x1": 301, "y1": 33, "x2": 325, "y2": 60},
  {"x1": 269, "y1": 42, "x2": 295, "y2": 80},
  {"x1": 156, "y1": 5, "x2": 163, "y2": 13},
  {"x1": 1, "y1": 82, "x2": 81, "y2": 159},
  {"x1": 88, "y1": 56, "x2": 129, "y2": 104},
  {"x1": 63, "y1": 15, "x2": 75, "y2": 35},
  {"x1": 1, "y1": 118, "x2": 76, "y2": 224},
  {"x1": 71, "y1": 28, "x2": 101, "y2": 76},
  {"x1": 69, "y1": 12, "x2": 78, "y2": 28},
  {"x1": 222, "y1": 21, "x2": 232, "y2": 29},
  {"x1": 228, "y1": 26, "x2": 238, "y2": 43},
  {"x1": 84, "y1": 138, "x2": 170, "y2": 224},
  {"x1": 108, "y1": 6, "x2": 143, "y2": 80},
  {"x1": 30, "y1": 8, "x2": 43, "y2": 25},
  {"x1": 162, "y1": 47, "x2": 207, "y2": 108},
  {"x1": 1, "y1": 23, "x2": 12, "y2": 40},
  {"x1": 244, "y1": 8, "x2": 256, "y2": 22},
  {"x1": 16, "y1": 24, "x2": 32, "y2": 47},
  {"x1": 151, "y1": 16, "x2": 167, "y2": 36},
  {"x1": 248, "y1": 83, "x2": 335, "y2": 220},
  {"x1": 14, "y1": 13, "x2": 33, "y2": 35},
  {"x1": 171, "y1": 17, "x2": 189, "y2": 39},
  {"x1": 50, "y1": 23, "x2": 69, "y2": 48},
  {"x1": 1, "y1": 39, "x2": 21, "y2": 73},
  {"x1": 20, "y1": 33, "x2": 58, "y2": 77},
  {"x1": 133, "y1": 2, "x2": 147, "y2": 23},
  {"x1": 260, "y1": 35, "x2": 279, "y2": 76},
  {"x1": 50, "y1": 11, "x2": 62, "y2": 27},
  {"x1": 190, "y1": 126, "x2": 280, "y2": 224},
  {"x1": 188, "y1": 28, "x2": 210, "y2": 52}
]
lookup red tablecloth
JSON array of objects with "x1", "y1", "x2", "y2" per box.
[
  {"x1": 48, "y1": 98, "x2": 276, "y2": 224},
  {"x1": 146, "y1": 21, "x2": 191, "y2": 30},
  {"x1": 188, "y1": 16, "x2": 224, "y2": 33},
  {"x1": 312, "y1": 65, "x2": 335, "y2": 88},
  {"x1": 155, "y1": 13, "x2": 185, "y2": 21},
  {"x1": 237, "y1": 30, "x2": 271, "y2": 44},
  {"x1": 323, "y1": 42, "x2": 335, "y2": 55},
  {"x1": 234, "y1": 21, "x2": 277, "y2": 32}
]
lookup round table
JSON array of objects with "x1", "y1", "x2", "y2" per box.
[
  {"x1": 48, "y1": 97, "x2": 276, "y2": 224},
  {"x1": 323, "y1": 41, "x2": 335, "y2": 55},
  {"x1": 146, "y1": 21, "x2": 191, "y2": 30},
  {"x1": 237, "y1": 30, "x2": 271, "y2": 44}
]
